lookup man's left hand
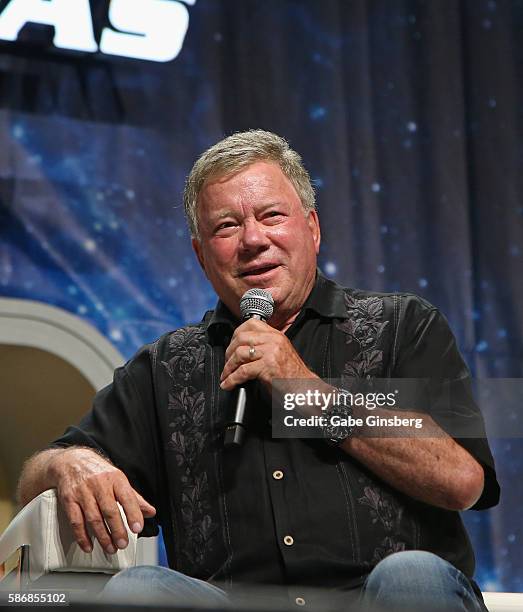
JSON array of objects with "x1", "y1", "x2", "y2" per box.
[{"x1": 220, "y1": 319, "x2": 318, "y2": 391}]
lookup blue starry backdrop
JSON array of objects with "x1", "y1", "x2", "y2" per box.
[{"x1": 0, "y1": 0, "x2": 521, "y2": 592}]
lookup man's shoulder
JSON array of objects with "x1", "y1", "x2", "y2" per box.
[
  {"x1": 116, "y1": 316, "x2": 210, "y2": 378},
  {"x1": 135, "y1": 317, "x2": 211, "y2": 362},
  {"x1": 340, "y1": 284, "x2": 439, "y2": 320}
]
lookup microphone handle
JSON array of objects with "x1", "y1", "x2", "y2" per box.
[
  {"x1": 224, "y1": 387, "x2": 247, "y2": 447},
  {"x1": 223, "y1": 313, "x2": 265, "y2": 448}
]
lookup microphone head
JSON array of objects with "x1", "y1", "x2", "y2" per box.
[{"x1": 240, "y1": 288, "x2": 274, "y2": 321}]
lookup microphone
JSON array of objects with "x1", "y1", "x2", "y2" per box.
[{"x1": 224, "y1": 288, "x2": 274, "y2": 447}]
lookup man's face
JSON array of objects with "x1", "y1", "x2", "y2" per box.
[{"x1": 192, "y1": 161, "x2": 321, "y2": 327}]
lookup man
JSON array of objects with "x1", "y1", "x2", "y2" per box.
[{"x1": 18, "y1": 130, "x2": 499, "y2": 611}]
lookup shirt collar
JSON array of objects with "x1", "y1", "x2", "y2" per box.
[
  {"x1": 205, "y1": 268, "x2": 350, "y2": 340},
  {"x1": 301, "y1": 268, "x2": 350, "y2": 319}
]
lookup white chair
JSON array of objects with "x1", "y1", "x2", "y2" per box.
[
  {"x1": 0, "y1": 489, "x2": 136, "y2": 592},
  {"x1": 1, "y1": 490, "x2": 522, "y2": 611},
  {"x1": 482, "y1": 592, "x2": 523, "y2": 612}
]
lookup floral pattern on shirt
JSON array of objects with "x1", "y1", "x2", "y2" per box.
[
  {"x1": 338, "y1": 292, "x2": 411, "y2": 564},
  {"x1": 337, "y1": 292, "x2": 389, "y2": 379},
  {"x1": 358, "y1": 485, "x2": 402, "y2": 532},
  {"x1": 162, "y1": 325, "x2": 215, "y2": 569},
  {"x1": 372, "y1": 536, "x2": 406, "y2": 563}
]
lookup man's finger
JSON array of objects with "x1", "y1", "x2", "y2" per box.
[
  {"x1": 220, "y1": 362, "x2": 258, "y2": 390},
  {"x1": 224, "y1": 333, "x2": 249, "y2": 362},
  {"x1": 134, "y1": 490, "x2": 157, "y2": 518},
  {"x1": 96, "y1": 487, "x2": 130, "y2": 550},
  {"x1": 221, "y1": 345, "x2": 262, "y2": 382},
  {"x1": 113, "y1": 481, "x2": 154, "y2": 536},
  {"x1": 64, "y1": 500, "x2": 92, "y2": 553},
  {"x1": 80, "y1": 493, "x2": 116, "y2": 554},
  {"x1": 223, "y1": 322, "x2": 271, "y2": 361}
]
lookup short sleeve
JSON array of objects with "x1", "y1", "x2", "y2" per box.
[
  {"x1": 392, "y1": 297, "x2": 500, "y2": 510},
  {"x1": 49, "y1": 345, "x2": 161, "y2": 534}
]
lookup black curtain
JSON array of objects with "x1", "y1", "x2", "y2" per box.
[{"x1": 0, "y1": 0, "x2": 521, "y2": 590}]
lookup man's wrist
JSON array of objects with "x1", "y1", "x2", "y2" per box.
[
  {"x1": 43, "y1": 448, "x2": 71, "y2": 488},
  {"x1": 321, "y1": 387, "x2": 356, "y2": 445},
  {"x1": 46, "y1": 446, "x2": 108, "y2": 484}
]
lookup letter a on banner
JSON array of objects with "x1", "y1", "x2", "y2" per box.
[
  {"x1": 0, "y1": 0, "x2": 97, "y2": 52},
  {"x1": 100, "y1": 0, "x2": 192, "y2": 63}
]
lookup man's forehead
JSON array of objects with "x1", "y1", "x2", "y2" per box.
[
  {"x1": 203, "y1": 160, "x2": 284, "y2": 188},
  {"x1": 200, "y1": 160, "x2": 298, "y2": 202},
  {"x1": 205, "y1": 200, "x2": 288, "y2": 221},
  {"x1": 194, "y1": 161, "x2": 303, "y2": 230}
]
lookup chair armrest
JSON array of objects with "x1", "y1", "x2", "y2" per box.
[
  {"x1": 0, "y1": 489, "x2": 136, "y2": 583},
  {"x1": 482, "y1": 592, "x2": 523, "y2": 612}
]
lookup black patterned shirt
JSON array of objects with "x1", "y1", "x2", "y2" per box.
[{"x1": 50, "y1": 272, "x2": 499, "y2": 601}]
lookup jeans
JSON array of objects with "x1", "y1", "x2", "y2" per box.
[
  {"x1": 359, "y1": 551, "x2": 487, "y2": 612},
  {"x1": 100, "y1": 565, "x2": 230, "y2": 607},
  {"x1": 101, "y1": 551, "x2": 487, "y2": 611}
]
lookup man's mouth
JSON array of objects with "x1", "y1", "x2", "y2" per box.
[{"x1": 239, "y1": 264, "x2": 280, "y2": 278}]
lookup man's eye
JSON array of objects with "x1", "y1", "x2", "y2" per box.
[{"x1": 216, "y1": 222, "x2": 236, "y2": 232}]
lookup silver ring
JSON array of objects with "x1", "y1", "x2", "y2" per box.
[{"x1": 249, "y1": 345, "x2": 256, "y2": 359}]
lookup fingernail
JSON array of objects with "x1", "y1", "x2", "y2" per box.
[
  {"x1": 84, "y1": 544, "x2": 92, "y2": 553},
  {"x1": 117, "y1": 539, "x2": 127, "y2": 549},
  {"x1": 107, "y1": 544, "x2": 116, "y2": 554},
  {"x1": 132, "y1": 522, "x2": 142, "y2": 533}
]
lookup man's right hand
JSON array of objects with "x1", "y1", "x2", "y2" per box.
[{"x1": 48, "y1": 448, "x2": 156, "y2": 554}]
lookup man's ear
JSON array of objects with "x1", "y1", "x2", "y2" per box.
[
  {"x1": 307, "y1": 210, "x2": 321, "y2": 255},
  {"x1": 192, "y1": 238, "x2": 207, "y2": 275}
]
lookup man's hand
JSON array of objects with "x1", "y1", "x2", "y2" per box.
[
  {"x1": 220, "y1": 318, "x2": 318, "y2": 391},
  {"x1": 48, "y1": 448, "x2": 156, "y2": 554}
]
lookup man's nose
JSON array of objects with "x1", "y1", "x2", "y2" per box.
[{"x1": 240, "y1": 219, "x2": 270, "y2": 251}]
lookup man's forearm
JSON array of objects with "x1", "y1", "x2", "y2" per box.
[
  {"x1": 17, "y1": 449, "x2": 66, "y2": 506},
  {"x1": 282, "y1": 378, "x2": 485, "y2": 511},
  {"x1": 340, "y1": 413, "x2": 485, "y2": 511}
]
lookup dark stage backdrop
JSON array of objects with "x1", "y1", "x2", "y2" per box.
[{"x1": 0, "y1": 0, "x2": 521, "y2": 592}]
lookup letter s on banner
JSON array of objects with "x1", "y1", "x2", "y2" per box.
[
  {"x1": 0, "y1": 0, "x2": 97, "y2": 52},
  {"x1": 100, "y1": 0, "x2": 195, "y2": 63}
]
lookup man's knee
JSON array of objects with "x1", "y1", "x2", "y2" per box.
[
  {"x1": 366, "y1": 550, "x2": 454, "y2": 591},
  {"x1": 111, "y1": 565, "x2": 166, "y2": 581},
  {"x1": 361, "y1": 551, "x2": 484, "y2": 612},
  {"x1": 101, "y1": 565, "x2": 229, "y2": 607},
  {"x1": 101, "y1": 565, "x2": 175, "y2": 600}
]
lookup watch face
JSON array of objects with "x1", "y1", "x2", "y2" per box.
[{"x1": 322, "y1": 405, "x2": 354, "y2": 442}]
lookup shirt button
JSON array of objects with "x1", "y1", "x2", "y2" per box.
[
  {"x1": 272, "y1": 470, "x2": 284, "y2": 480},
  {"x1": 295, "y1": 597, "x2": 306, "y2": 606},
  {"x1": 283, "y1": 535, "x2": 294, "y2": 546}
]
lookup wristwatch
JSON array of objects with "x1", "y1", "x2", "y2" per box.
[{"x1": 322, "y1": 388, "x2": 355, "y2": 446}]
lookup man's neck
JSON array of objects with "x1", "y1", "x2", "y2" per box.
[{"x1": 263, "y1": 304, "x2": 306, "y2": 334}]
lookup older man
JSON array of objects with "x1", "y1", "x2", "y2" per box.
[{"x1": 18, "y1": 130, "x2": 499, "y2": 611}]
